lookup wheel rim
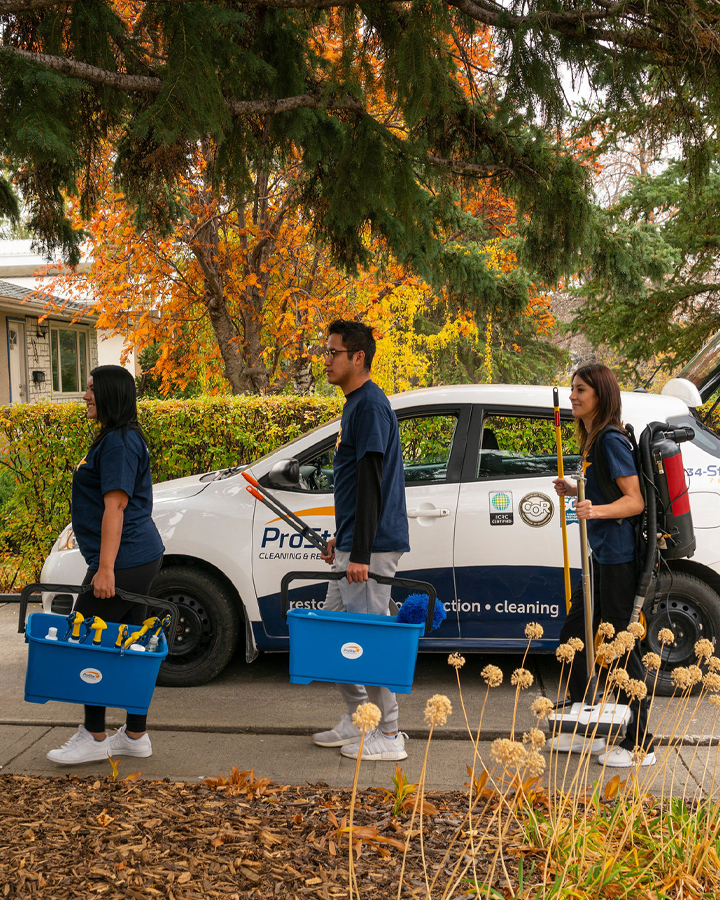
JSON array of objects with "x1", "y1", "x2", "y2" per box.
[
  {"x1": 156, "y1": 591, "x2": 214, "y2": 665},
  {"x1": 642, "y1": 593, "x2": 711, "y2": 669}
]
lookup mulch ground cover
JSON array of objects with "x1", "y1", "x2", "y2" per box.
[{"x1": 0, "y1": 769, "x2": 526, "y2": 899}]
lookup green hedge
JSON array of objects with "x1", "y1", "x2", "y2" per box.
[{"x1": 0, "y1": 396, "x2": 341, "y2": 584}]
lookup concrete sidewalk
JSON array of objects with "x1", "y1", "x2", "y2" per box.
[{"x1": 2, "y1": 601, "x2": 719, "y2": 796}]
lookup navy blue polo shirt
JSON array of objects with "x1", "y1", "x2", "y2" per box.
[
  {"x1": 333, "y1": 381, "x2": 410, "y2": 554},
  {"x1": 585, "y1": 430, "x2": 638, "y2": 564},
  {"x1": 72, "y1": 428, "x2": 164, "y2": 570}
]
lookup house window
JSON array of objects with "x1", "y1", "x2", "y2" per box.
[{"x1": 50, "y1": 327, "x2": 88, "y2": 393}]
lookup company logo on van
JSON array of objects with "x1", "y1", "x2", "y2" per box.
[
  {"x1": 519, "y1": 492, "x2": 554, "y2": 527},
  {"x1": 340, "y1": 642, "x2": 364, "y2": 660},
  {"x1": 79, "y1": 668, "x2": 103, "y2": 684}
]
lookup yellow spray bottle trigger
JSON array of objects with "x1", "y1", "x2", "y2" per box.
[
  {"x1": 90, "y1": 617, "x2": 107, "y2": 645},
  {"x1": 71, "y1": 611, "x2": 84, "y2": 639},
  {"x1": 115, "y1": 624, "x2": 129, "y2": 647},
  {"x1": 123, "y1": 617, "x2": 156, "y2": 649}
]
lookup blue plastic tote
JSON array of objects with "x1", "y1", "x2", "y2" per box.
[
  {"x1": 18, "y1": 583, "x2": 178, "y2": 716},
  {"x1": 281, "y1": 571, "x2": 437, "y2": 694}
]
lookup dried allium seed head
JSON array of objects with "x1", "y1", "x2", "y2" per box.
[
  {"x1": 615, "y1": 631, "x2": 636, "y2": 653},
  {"x1": 525, "y1": 622, "x2": 544, "y2": 640},
  {"x1": 695, "y1": 639, "x2": 715, "y2": 661},
  {"x1": 352, "y1": 703, "x2": 381, "y2": 731},
  {"x1": 511, "y1": 668, "x2": 534, "y2": 689},
  {"x1": 708, "y1": 657, "x2": 720, "y2": 672},
  {"x1": 642, "y1": 652, "x2": 662, "y2": 672},
  {"x1": 688, "y1": 665, "x2": 703, "y2": 685},
  {"x1": 626, "y1": 679, "x2": 648, "y2": 701},
  {"x1": 481, "y1": 665, "x2": 503, "y2": 687},
  {"x1": 522, "y1": 728, "x2": 546, "y2": 748},
  {"x1": 530, "y1": 697, "x2": 555, "y2": 720},
  {"x1": 525, "y1": 750, "x2": 546, "y2": 778},
  {"x1": 597, "y1": 622, "x2": 615, "y2": 639},
  {"x1": 596, "y1": 643, "x2": 618, "y2": 665},
  {"x1": 424, "y1": 694, "x2": 453, "y2": 727},
  {"x1": 490, "y1": 738, "x2": 514, "y2": 767},
  {"x1": 708, "y1": 694, "x2": 720, "y2": 708},
  {"x1": 448, "y1": 652, "x2": 466, "y2": 669},
  {"x1": 556, "y1": 643, "x2": 576, "y2": 664},
  {"x1": 627, "y1": 622, "x2": 645, "y2": 639},
  {"x1": 658, "y1": 628, "x2": 675, "y2": 645},
  {"x1": 508, "y1": 742, "x2": 528, "y2": 768},
  {"x1": 608, "y1": 668, "x2": 630, "y2": 689},
  {"x1": 671, "y1": 667, "x2": 692, "y2": 691},
  {"x1": 702, "y1": 672, "x2": 720, "y2": 693},
  {"x1": 568, "y1": 637, "x2": 584, "y2": 652}
]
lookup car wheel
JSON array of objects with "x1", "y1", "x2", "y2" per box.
[
  {"x1": 641, "y1": 572, "x2": 720, "y2": 696},
  {"x1": 150, "y1": 566, "x2": 241, "y2": 687}
]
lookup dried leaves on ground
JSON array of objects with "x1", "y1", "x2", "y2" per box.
[{"x1": 0, "y1": 769, "x2": 528, "y2": 899}]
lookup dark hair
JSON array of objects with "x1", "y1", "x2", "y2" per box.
[
  {"x1": 572, "y1": 363, "x2": 625, "y2": 454},
  {"x1": 327, "y1": 319, "x2": 376, "y2": 371},
  {"x1": 89, "y1": 365, "x2": 146, "y2": 449}
]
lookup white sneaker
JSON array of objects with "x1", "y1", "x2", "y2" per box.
[
  {"x1": 340, "y1": 729, "x2": 408, "y2": 761},
  {"x1": 549, "y1": 732, "x2": 607, "y2": 753},
  {"x1": 46, "y1": 725, "x2": 112, "y2": 765},
  {"x1": 598, "y1": 746, "x2": 657, "y2": 768},
  {"x1": 313, "y1": 714, "x2": 361, "y2": 747},
  {"x1": 107, "y1": 724, "x2": 153, "y2": 758}
]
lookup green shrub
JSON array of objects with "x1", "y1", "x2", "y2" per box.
[{"x1": 0, "y1": 396, "x2": 341, "y2": 583}]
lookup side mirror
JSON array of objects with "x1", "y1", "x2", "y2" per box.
[{"x1": 266, "y1": 458, "x2": 300, "y2": 489}]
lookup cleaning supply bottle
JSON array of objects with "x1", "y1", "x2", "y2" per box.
[
  {"x1": 146, "y1": 633, "x2": 160, "y2": 652},
  {"x1": 44, "y1": 626, "x2": 59, "y2": 641}
]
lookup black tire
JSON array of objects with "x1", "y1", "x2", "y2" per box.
[
  {"x1": 150, "y1": 566, "x2": 241, "y2": 687},
  {"x1": 641, "y1": 571, "x2": 720, "y2": 696}
]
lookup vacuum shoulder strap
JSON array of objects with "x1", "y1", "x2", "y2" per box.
[{"x1": 592, "y1": 425, "x2": 627, "y2": 504}]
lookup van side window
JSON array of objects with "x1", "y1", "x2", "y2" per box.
[
  {"x1": 297, "y1": 446, "x2": 335, "y2": 491},
  {"x1": 399, "y1": 414, "x2": 458, "y2": 484},
  {"x1": 477, "y1": 415, "x2": 580, "y2": 479}
]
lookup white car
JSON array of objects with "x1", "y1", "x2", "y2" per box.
[{"x1": 42, "y1": 337, "x2": 720, "y2": 692}]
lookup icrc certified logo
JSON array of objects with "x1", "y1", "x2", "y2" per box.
[{"x1": 519, "y1": 491, "x2": 554, "y2": 527}]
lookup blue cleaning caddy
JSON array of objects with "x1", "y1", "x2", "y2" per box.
[
  {"x1": 18, "y1": 583, "x2": 178, "y2": 715},
  {"x1": 281, "y1": 571, "x2": 437, "y2": 693}
]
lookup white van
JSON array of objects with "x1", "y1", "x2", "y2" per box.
[{"x1": 42, "y1": 336, "x2": 720, "y2": 691}]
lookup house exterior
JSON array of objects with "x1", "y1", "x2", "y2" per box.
[{"x1": 0, "y1": 240, "x2": 135, "y2": 405}]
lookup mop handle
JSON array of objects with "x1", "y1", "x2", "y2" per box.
[
  {"x1": 553, "y1": 388, "x2": 572, "y2": 613},
  {"x1": 242, "y1": 471, "x2": 328, "y2": 553},
  {"x1": 573, "y1": 474, "x2": 595, "y2": 681}
]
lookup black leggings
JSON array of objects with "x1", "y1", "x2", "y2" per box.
[
  {"x1": 559, "y1": 559, "x2": 654, "y2": 753},
  {"x1": 80, "y1": 557, "x2": 163, "y2": 734}
]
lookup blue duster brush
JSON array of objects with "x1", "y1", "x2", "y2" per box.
[{"x1": 396, "y1": 592, "x2": 446, "y2": 631}]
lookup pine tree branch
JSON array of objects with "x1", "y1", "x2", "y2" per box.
[{"x1": 0, "y1": 44, "x2": 366, "y2": 115}]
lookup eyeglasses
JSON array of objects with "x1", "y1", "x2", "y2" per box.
[{"x1": 323, "y1": 348, "x2": 352, "y2": 360}]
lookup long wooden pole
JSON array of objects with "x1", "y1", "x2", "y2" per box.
[{"x1": 553, "y1": 387, "x2": 572, "y2": 613}]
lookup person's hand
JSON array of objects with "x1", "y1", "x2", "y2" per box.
[
  {"x1": 321, "y1": 536, "x2": 336, "y2": 565},
  {"x1": 576, "y1": 500, "x2": 596, "y2": 520},
  {"x1": 346, "y1": 562, "x2": 369, "y2": 583},
  {"x1": 91, "y1": 567, "x2": 115, "y2": 599},
  {"x1": 553, "y1": 477, "x2": 577, "y2": 497}
]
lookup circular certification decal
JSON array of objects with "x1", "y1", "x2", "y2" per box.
[
  {"x1": 519, "y1": 492, "x2": 554, "y2": 527},
  {"x1": 491, "y1": 492, "x2": 511, "y2": 511},
  {"x1": 340, "y1": 642, "x2": 364, "y2": 660},
  {"x1": 80, "y1": 667, "x2": 103, "y2": 684}
]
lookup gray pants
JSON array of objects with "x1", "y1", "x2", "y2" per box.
[{"x1": 323, "y1": 549, "x2": 403, "y2": 733}]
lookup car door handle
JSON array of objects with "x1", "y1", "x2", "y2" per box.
[{"x1": 407, "y1": 508, "x2": 450, "y2": 518}]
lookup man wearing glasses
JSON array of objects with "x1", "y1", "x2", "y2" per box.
[{"x1": 312, "y1": 319, "x2": 410, "y2": 761}]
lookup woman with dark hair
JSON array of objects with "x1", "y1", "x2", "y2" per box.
[
  {"x1": 553, "y1": 363, "x2": 656, "y2": 767},
  {"x1": 47, "y1": 365, "x2": 165, "y2": 766}
]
